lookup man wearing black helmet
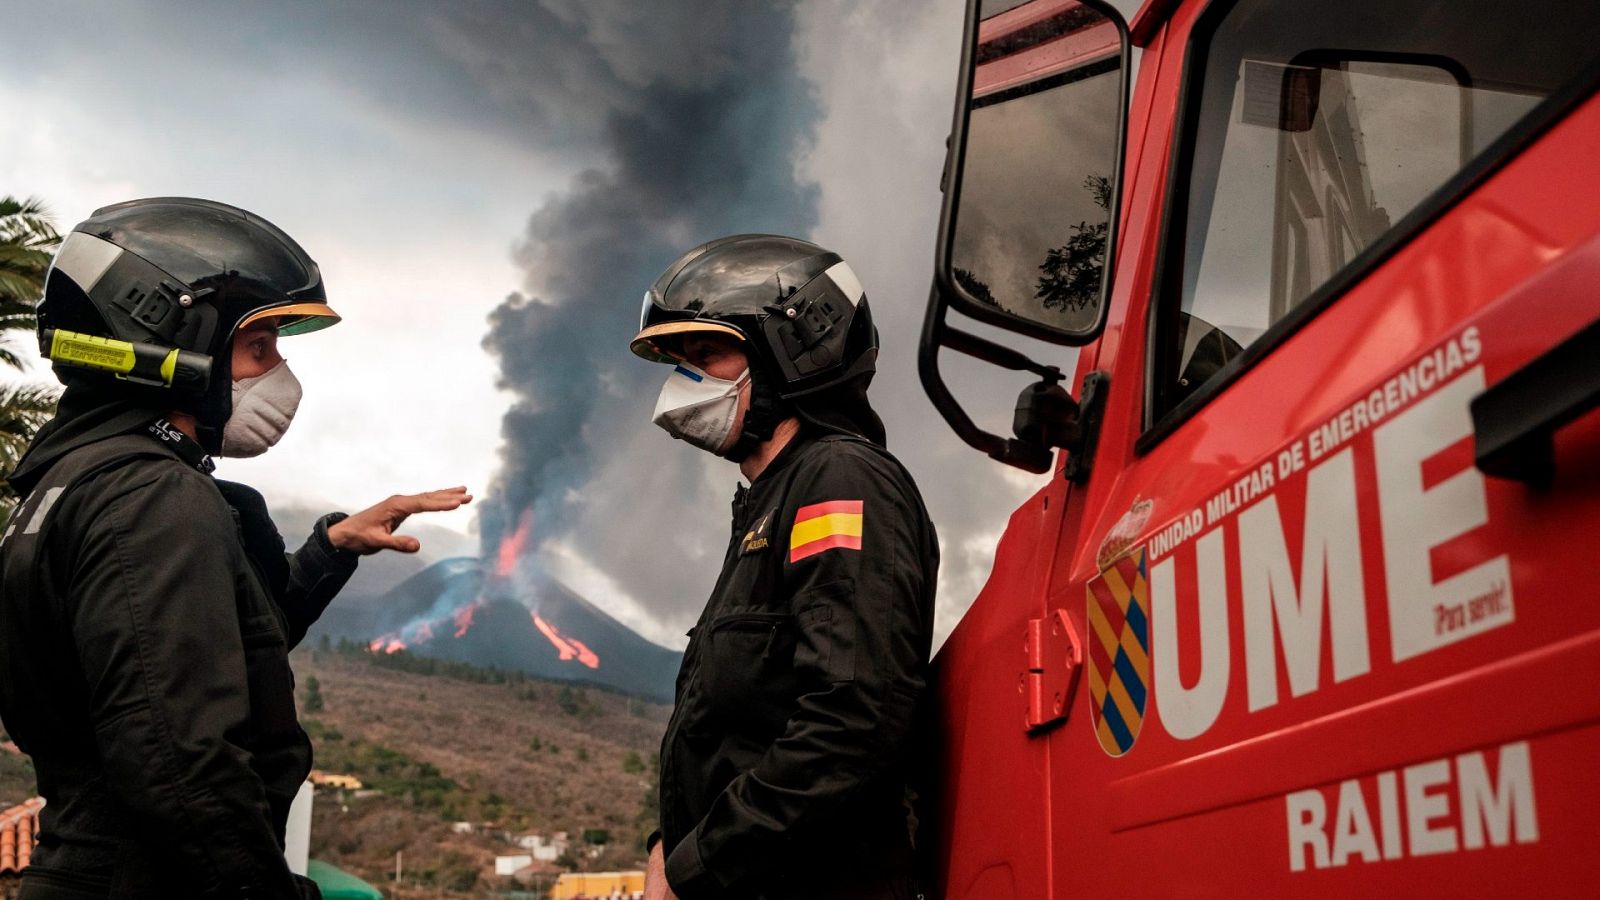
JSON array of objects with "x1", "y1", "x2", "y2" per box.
[
  {"x1": 0, "y1": 198, "x2": 468, "y2": 899},
  {"x1": 634, "y1": 235, "x2": 938, "y2": 900}
]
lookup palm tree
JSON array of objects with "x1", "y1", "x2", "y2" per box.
[
  {"x1": 0, "y1": 196, "x2": 63, "y2": 520},
  {"x1": 0, "y1": 383, "x2": 60, "y2": 474},
  {"x1": 0, "y1": 196, "x2": 62, "y2": 368}
]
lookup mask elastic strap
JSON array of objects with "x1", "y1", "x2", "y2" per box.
[{"x1": 724, "y1": 367, "x2": 786, "y2": 462}]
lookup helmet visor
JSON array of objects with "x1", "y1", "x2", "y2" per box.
[
  {"x1": 239, "y1": 301, "x2": 341, "y2": 336},
  {"x1": 630, "y1": 320, "x2": 745, "y2": 363}
]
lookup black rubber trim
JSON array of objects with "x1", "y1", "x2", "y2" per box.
[{"x1": 1471, "y1": 316, "x2": 1600, "y2": 486}]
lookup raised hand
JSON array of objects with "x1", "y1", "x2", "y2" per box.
[{"x1": 326, "y1": 487, "x2": 472, "y2": 555}]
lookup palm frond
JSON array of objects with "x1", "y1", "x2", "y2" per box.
[
  {"x1": 0, "y1": 245, "x2": 56, "y2": 266},
  {"x1": 0, "y1": 269, "x2": 47, "y2": 303},
  {"x1": 0, "y1": 196, "x2": 61, "y2": 258},
  {"x1": 0, "y1": 381, "x2": 60, "y2": 477},
  {"x1": 0, "y1": 197, "x2": 42, "y2": 217},
  {"x1": 0, "y1": 197, "x2": 59, "y2": 366},
  {"x1": 0, "y1": 312, "x2": 39, "y2": 332},
  {"x1": 0, "y1": 197, "x2": 61, "y2": 248},
  {"x1": 0, "y1": 382, "x2": 61, "y2": 418}
]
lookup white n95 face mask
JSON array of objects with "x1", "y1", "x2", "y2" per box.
[
  {"x1": 220, "y1": 359, "x2": 303, "y2": 458},
  {"x1": 652, "y1": 362, "x2": 749, "y2": 455}
]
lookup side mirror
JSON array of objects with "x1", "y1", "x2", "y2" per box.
[
  {"x1": 936, "y1": 0, "x2": 1130, "y2": 343},
  {"x1": 921, "y1": 0, "x2": 1130, "y2": 472}
]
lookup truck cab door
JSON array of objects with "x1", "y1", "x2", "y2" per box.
[
  {"x1": 1036, "y1": 0, "x2": 1600, "y2": 896},
  {"x1": 919, "y1": 3, "x2": 1132, "y2": 898}
]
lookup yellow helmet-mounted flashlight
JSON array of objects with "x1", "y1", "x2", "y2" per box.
[{"x1": 43, "y1": 329, "x2": 212, "y2": 390}]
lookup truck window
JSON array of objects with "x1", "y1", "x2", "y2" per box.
[{"x1": 1149, "y1": 0, "x2": 1600, "y2": 424}]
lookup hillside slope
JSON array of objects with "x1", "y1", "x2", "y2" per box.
[{"x1": 294, "y1": 646, "x2": 670, "y2": 895}]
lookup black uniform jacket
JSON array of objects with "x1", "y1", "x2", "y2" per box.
[
  {"x1": 0, "y1": 416, "x2": 356, "y2": 898},
  {"x1": 661, "y1": 432, "x2": 938, "y2": 900}
]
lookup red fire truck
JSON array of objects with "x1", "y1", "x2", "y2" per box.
[{"x1": 918, "y1": 0, "x2": 1600, "y2": 896}]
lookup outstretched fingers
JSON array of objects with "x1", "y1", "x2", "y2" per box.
[{"x1": 392, "y1": 487, "x2": 473, "y2": 515}]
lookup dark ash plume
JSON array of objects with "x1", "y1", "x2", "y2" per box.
[{"x1": 480, "y1": 1, "x2": 820, "y2": 623}]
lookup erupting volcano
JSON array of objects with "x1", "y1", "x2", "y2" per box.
[{"x1": 348, "y1": 509, "x2": 678, "y2": 701}]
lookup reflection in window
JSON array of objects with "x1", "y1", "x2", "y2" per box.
[{"x1": 1158, "y1": 0, "x2": 1600, "y2": 415}]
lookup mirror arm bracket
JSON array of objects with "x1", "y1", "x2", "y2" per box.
[
  {"x1": 920, "y1": 285, "x2": 1056, "y2": 474},
  {"x1": 945, "y1": 325, "x2": 1063, "y2": 380},
  {"x1": 919, "y1": 0, "x2": 1130, "y2": 477}
]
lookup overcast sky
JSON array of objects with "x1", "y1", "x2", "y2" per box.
[{"x1": 1, "y1": 0, "x2": 1142, "y2": 649}]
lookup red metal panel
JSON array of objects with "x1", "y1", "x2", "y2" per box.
[
  {"x1": 930, "y1": 11, "x2": 1176, "y2": 893},
  {"x1": 1040, "y1": 28, "x2": 1600, "y2": 900},
  {"x1": 931, "y1": 483, "x2": 1069, "y2": 899},
  {"x1": 933, "y1": 0, "x2": 1600, "y2": 895},
  {"x1": 1129, "y1": 0, "x2": 1181, "y2": 47}
]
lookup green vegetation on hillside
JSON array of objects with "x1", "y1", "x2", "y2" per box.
[
  {"x1": 329, "y1": 638, "x2": 533, "y2": 686},
  {"x1": 305, "y1": 719, "x2": 464, "y2": 814},
  {"x1": 325, "y1": 638, "x2": 637, "y2": 709},
  {"x1": 294, "y1": 649, "x2": 671, "y2": 892},
  {"x1": 304, "y1": 675, "x2": 326, "y2": 712},
  {"x1": 0, "y1": 746, "x2": 35, "y2": 806},
  {"x1": 622, "y1": 750, "x2": 644, "y2": 774}
]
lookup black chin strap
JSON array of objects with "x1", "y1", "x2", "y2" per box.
[
  {"x1": 146, "y1": 417, "x2": 216, "y2": 474},
  {"x1": 723, "y1": 370, "x2": 787, "y2": 463}
]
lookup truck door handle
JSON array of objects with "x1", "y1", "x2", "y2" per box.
[{"x1": 1471, "y1": 316, "x2": 1600, "y2": 486}]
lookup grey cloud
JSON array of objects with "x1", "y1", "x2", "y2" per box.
[
  {"x1": 793, "y1": 0, "x2": 1087, "y2": 642},
  {"x1": 13, "y1": 0, "x2": 1086, "y2": 646},
  {"x1": 480, "y1": 0, "x2": 819, "y2": 623},
  {"x1": 486, "y1": 0, "x2": 1081, "y2": 643},
  {"x1": 480, "y1": 0, "x2": 1086, "y2": 646},
  {"x1": 8, "y1": 1, "x2": 649, "y2": 165}
]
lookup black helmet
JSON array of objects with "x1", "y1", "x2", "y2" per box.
[
  {"x1": 39, "y1": 197, "x2": 340, "y2": 453},
  {"x1": 632, "y1": 235, "x2": 882, "y2": 457},
  {"x1": 632, "y1": 234, "x2": 878, "y2": 396}
]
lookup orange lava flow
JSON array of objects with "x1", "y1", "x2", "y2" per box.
[
  {"x1": 566, "y1": 636, "x2": 600, "y2": 670},
  {"x1": 532, "y1": 612, "x2": 600, "y2": 669},
  {"x1": 453, "y1": 601, "x2": 482, "y2": 639},
  {"x1": 496, "y1": 509, "x2": 535, "y2": 578}
]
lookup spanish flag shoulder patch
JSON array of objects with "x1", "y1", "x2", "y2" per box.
[{"x1": 789, "y1": 499, "x2": 864, "y2": 563}]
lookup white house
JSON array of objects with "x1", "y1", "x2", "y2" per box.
[
  {"x1": 495, "y1": 854, "x2": 534, "y2": 876},
  {"x1": 514, "y1": 832, "x2": 569, "y2": 862}
]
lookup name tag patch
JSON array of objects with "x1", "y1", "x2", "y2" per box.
[{"x1": 741, "y1": 508, "x2": 777, "y2": 555}]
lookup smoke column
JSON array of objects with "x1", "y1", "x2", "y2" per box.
[{"x1": 480, "y1": 1, "x2": 820, "y2": 625}]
